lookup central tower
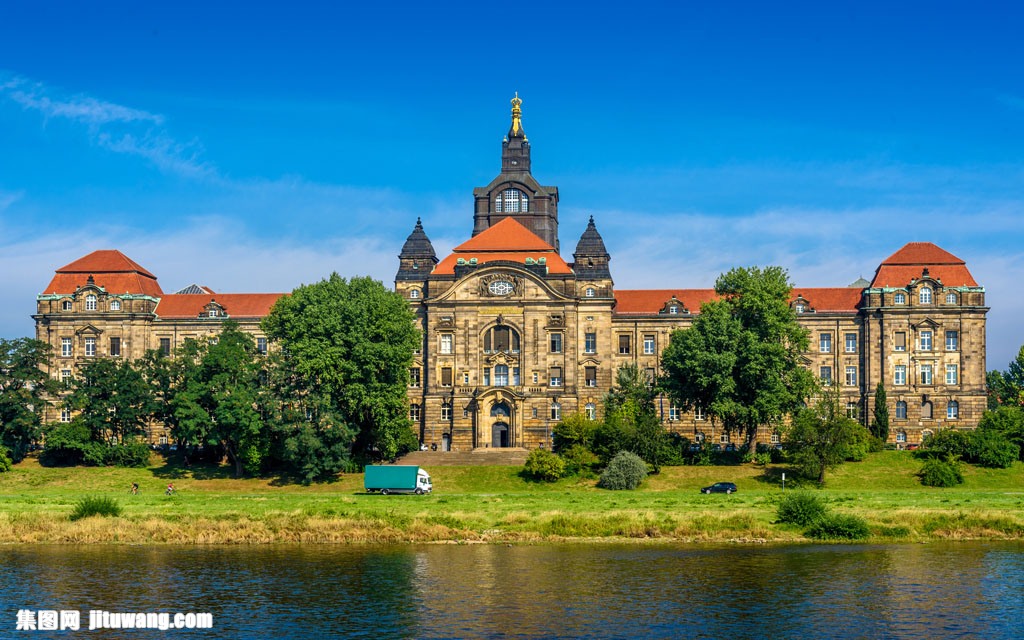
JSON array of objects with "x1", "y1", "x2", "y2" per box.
[{"x1": 472, "y1": 94, "x2": 561, "y2": 250}]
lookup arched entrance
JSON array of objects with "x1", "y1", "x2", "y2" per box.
[{"x1": 491, "y1": 401, "x2": 511, "y2": 448}]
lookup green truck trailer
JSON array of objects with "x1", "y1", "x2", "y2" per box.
[{"x1": 364, "y1": 465, "x2": 433, "y2": 495}]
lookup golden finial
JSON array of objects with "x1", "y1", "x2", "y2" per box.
[{"x1": 510, "y1": 92, "x2": 522, "y2": 136}]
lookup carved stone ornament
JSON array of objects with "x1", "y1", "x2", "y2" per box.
[
  {"x1": 480, "y1": 273, "x2": 521, "y2": 297},
  {"x1": 548, "y1": 313, "x2": 564, "y2": 327},
  {"x1": 438, "y1": 315, "x2": 455, "y2": 328}
]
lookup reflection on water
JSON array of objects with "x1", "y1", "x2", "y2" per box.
[{"x1": 2, "y1": 542, "x2": 1022, "y2": 638}]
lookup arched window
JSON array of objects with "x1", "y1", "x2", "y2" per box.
[
  {"x1": 483, "y1": 325, "x2": 520, "y2": 353},
  {"x1": 921, "y1": 400, "x2": 933, "y2": 419},
  {"x1": 585, "y1": 403, "x2": 596, "y2": 420},
  {"x1": 585, "y1": 287, "x2": 595, "y2": 298},
  {"x1": 61, "y1": 300, "x2": 72, "y2": 311},
  {"x1": 409, "y1": 289, "x2": 420, "y2": 299},
  {"x1": 109, "y1": 299, "x2": 121, "y2": 311},
  {"x1": 85, "y1": 294, "x2": 97, "y2": 311},
  {"x1": 894, "y1": 292, "x2": 906, "y2": 304},
  {"x1": 919, "y1": 286, "x2": 932, "y2": 304},
  {"x1": 491, "y1": 402, "x2": 510, "y2": 418},
  {"x1": 896, "y1": 430, "x2": 907, "y2": 443},
  {"x1": 947, "y1": 400, "x2": 959, "y2": 419},
  {"x1": 945, "y1": 292, "x2": 957, "y2": 304},
  {"x1": 496, "y1": 188, "x2": 528, "y2": 213},
  {"x1": 550, "y1": 401, "x2": 561, "y2": 420}
]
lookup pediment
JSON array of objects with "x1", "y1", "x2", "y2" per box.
[
  {"x1": 75, "y1": 324, "x2": 104, "y2": 336},
  {"x1": 578, "y1": 357, "x2": 602, "y2": 366},
  {"x1": 914, "y1": 317, "x2": 940, "y2": 329}
]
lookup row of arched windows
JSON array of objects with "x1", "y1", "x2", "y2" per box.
[
  {"x1": 60, "y1": 294, "x2": 122, "y2": 312},
  {"x1": 892, "y1": 287, "x2": 958, "y2": 305}
]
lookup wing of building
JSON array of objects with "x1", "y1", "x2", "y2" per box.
[{"x1": 35, "y1": 96, "x2": 989, "y2": 448}]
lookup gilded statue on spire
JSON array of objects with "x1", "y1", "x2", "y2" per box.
[{"x1": 510, "y1": 92, "x2": 522, "y2": 136}]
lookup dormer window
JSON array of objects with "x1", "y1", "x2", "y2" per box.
[
  {"x1": 495, "y1": 188, "x2": 528, "y2": 213},
  {"x1": 585, "y1": 287, "x2": 595, "y2": 298},
  {"x1": 894, "y1": 292, "x2": 906, "y2": 305},
  {"x1": 61, "y1": 300, "x2": 73, "y2": 311},
  {"x1": 85, "y1": 294, "x2": 97, "y2": 311},
  {"x1": 794, "y1": 304, "x2": 805, "y2": 314},
  {"x1": 919, "y1": 286, "x2": 932, "y2": 304},
  {"x1": 110, "y1": 299, "x2": 121, "y2": 311},
  {"x1": 409, "y1": 289, "x2": 421, "y2": 299},
  {"x1": 669, "y1": 305, "x2": 679, "y2": 314},
  {"x1": 208, "y1": 309, "x2": 218, "y2": 318},
  {"x1": 945, "y1": 292, "x2": 957, "y2": 304}
]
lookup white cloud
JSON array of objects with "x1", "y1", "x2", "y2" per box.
[{"x1": 1, "y1": 74, "x2": 163, "y2": 126}]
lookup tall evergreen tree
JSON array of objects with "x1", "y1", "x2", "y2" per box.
[{"x1": 871, "y1": 382, "x2": 889, "y2": 442}]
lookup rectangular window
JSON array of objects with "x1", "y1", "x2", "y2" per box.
[
  {"x1": 819, "y1": 366, "x2": 832, "y2": 385},
  {"x1": 920, "y1": 364, "x2": 933, "y2": 385},
  {"x1": 550, "y1": 403, "x2": 561, "y2": 420},
  {"x1": 920, "y1": 330, "x2": 932, "y2": 351},
  {"x1": 894, "y1": 332, "x2": 906, "y2": 352},
  {"x1": 494, "y1": 366, "x2": 509, "y2": 386},
  {"x1": 159, "y1": 338, "x2": 171, "y2": 357},
  {"x1": 694, "y1": 406, "x2": 706, "y2": 421},
  {"x1": 845, "y1": 333, "x2": 858, "y2": 353},
  {"x1": 549, "y1": 333, "x2": 562, "y2": 353},
  {"x1": 409, "y1": 404, "x2": 421, "y2": 421},
  {"x1": 441, "y1": 404, "x2": 452, "y2": 421},
  {"x1": 532, "y1": 406, "x2": 538, "y2": 418},
  {"x1": 846, "y1": 402, "x2": 859, "y2": 419},
  {"x1": 819, "y1": 333, "x2": 832, "y2": 353},
  {"x1": 441, "y1": 367, "x2": 452, "y2": 387},
  {"x1": 946, "y1": 364, "x2": 958, "y2": 385},
  {"x1": 84, "y1": 337, "x2": 96, "y2": 357},
  {"x1": 584, "y1": 332, "x2": 597, "y2": 354},
  {"x1": 409, "y1": 368, "x2": 421, "y2": 387},
  {"x1": 257, "y1": 337, "x2": 268, "y2": 355},
  {"x1": 845, "y1": 366, "x2": 857, "y2": 387},
  {"x1": 894, "y1": 365, "x2": 907, "y2": 386},
  {"x1": 440, "y1": 334, "x2": 453, "y2": 354},
  {"x1": 668, "y1": 406, "x2": 679, "y2": 421},
  {"x1": 643, "y1": 335, "x2": 655, "y2": 355},
  {"x1": 463, "y1": 372, "x2": 470, "y2": 385},
  {"x1": 585, "y1": 366, "x2": 597, "y2": 387},
  {"x1": 512, "y1": 367, "x2": 520, "y2": 386},
  {"x1": 945, "y1": 331, "x2": 959, "y2": 351},
  {"x1": 549, "y1": 367, "x2": 562, "y2": 387},
  {"x1": 947, "y1": 402, "x2": 959, "y2": 419},
  {"x1": 60, "y1": 369, "x2": 71, "y2": 388},
  {"x1": 60, "y1": 409, "x2": 72, "y2": 423},
  {"x1": 483, "y1": 368, "x2": 491, "y2": 386},
  {"x1": 61, "y1": 337, "x2": 72, "y2": 358},
  {"x1": 618, "y1": 334, "x2": 631, "y2": 355},
  {"x1": 532, "y1": 371, "x2": 539, "y2": 384},
  {"x1": 109, "y1": 337, "x2": 121, "y2": 357},
  {"x1": 922, "y1": 401, "x2": 933, "y2": 419}
]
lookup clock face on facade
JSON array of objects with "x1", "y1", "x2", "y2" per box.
[{"x1": 488, "y1": 280, "x2": 514, "y2": 296}]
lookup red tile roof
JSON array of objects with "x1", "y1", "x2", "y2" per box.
[
  {"x1": 870, "y1": 242, "x2": 978, "y2": 287},
  {"x1": 155, "y1": 294, "x2": 285, "y2": 319},
  {"x1": 791, "y1": 288, "x2": 862, "y2": 313},
  {"x1": 615, "y1": 289, "x2": 719, "y2": 314},
  {"x1": 43, "y1": 250, "x2": 164, "y2": 296},
  {"x1": 434, "y1": 218, "x2": 573, "y2": 275}
]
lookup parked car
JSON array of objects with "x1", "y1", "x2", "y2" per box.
[{"x1": 701, "y1": 482, "x2": 737, "y2": 494}]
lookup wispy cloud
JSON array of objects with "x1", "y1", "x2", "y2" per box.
[{"x1": 0, "y1": 72, "x2": 213, "y2": 179}]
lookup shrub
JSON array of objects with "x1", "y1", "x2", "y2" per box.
[
  {"x1": 967, "y1": 430, "x2": 1017, "y2": 469},
  {"x1": 777, "y1": 492, "x2": 828, "y2": 526},
  {"x1": 597, "y1": 451, "x2": 648, "y2": 490},
  {"x1": 805, "y1": 512, "x2": 870, "y2": 540},
  {"x1": 918, "y1": 457, "x2": 964, "y2": 487},
  {"x1": 523, "y1": 449, "x2": 567, "y2": 482},
  {"x1": 920, "y1": 429, "x2": 971, "y2": 460},
  {"x1": 560, "y1": 444, "x2": 600, "y2": 476},
  {"x1": 0, "y1": 447, "x2": 11, "y2": 473},
  {"x1": 70, "y1": 496, "x2": 122, "y2": 521}
]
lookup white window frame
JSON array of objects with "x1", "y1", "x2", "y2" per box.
[
  {"x1": 894, "y1": 292, "x2": 906, "y2": 304},
  {"x1": 85, "y1": 294, "x2": 97, "y2": 311},
  {"x1": 84, "y1": 337, "x2": 96, "y2": 357},
  {"x1": 110, "y1": 299, "x2": 121, "y2": 311},
  {"x1": 60, "y1": 409, "x2": 72, "y2": 423},
  {"x1": 694, "y1": 406, "x2": 706, "y2": 421},
  {"x1": 819, "y1": 366, "x2": 832, "y2": 385},
  {"x1": 585, "y1": 287, "x2": 595, "y2": 298},
  {"x1": 895, "y1": 401, "x2": 907, "y2": 419},
  {"x1": 920, "y1": 364, "x2": 933, "y2": 385},
  {"x1": 819, "y1": 333, "x2": 832, "y2": 353},
  {"x1": 61, "y1": 338, "x2": 72, "y2": 358},
  {"x1": 945, "y1": 364, "x2": 958, "y2": 385},
  {"x1": 585, "y1": 403, "x2": 596, "y2": 421},
  {"x1": 946, "y1": 292, "x2": 957, "y2": 304},
  {"x1": 896, "y1": 430, "x2": 907, "y2": 443},
  {"x1": 947, "y1": 401, "x2": 959, "y2": 420},
  {"x1": 549, "y1": 333, "x2": 563, "y2": 354},
  {"x1": 920, "y1": 330, "x2": 933, "y2": 351},
  {"x1": 845, "y1": 333, "x2": 857, "y2": 353},
  {"x1": 945, "y1": 331, "x2": 958, "y2": 351},
  {"x1": 919, "y1": 286, "x2": 932, "y2": 304},
  {"x1": 584, "y1": 332, "x2": 597, "y2": 354},
  {"x1": 894, "y1": 365, "x2": 907, "y2": 386},
  {"x1": 550, "y1": 402, "x2": 561, "y2": 421},
  {"x1": 668, "y1": 406, "x2": 679, "y2": 421},
  {"x1": 439, "y1": 334, "x2": 453, "y2": 355},
  {"x1": 643, "y1": 335, "x2": 655, "y2": 355},
  {"x1": 845, "y1": 366, "x2": 857, "y2": 387}
]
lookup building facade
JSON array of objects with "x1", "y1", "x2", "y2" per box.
[{"x1": 34, "y1": 96, "x2": 989, "y2": 449}]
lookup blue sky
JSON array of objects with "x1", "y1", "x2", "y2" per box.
[{"x1": 1, "y1": 1, "x2": 1022, "y2": 367}]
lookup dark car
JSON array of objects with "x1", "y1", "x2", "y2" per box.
[{"x1": 701, "y1": 482, "x2": 737, "y2": 494}]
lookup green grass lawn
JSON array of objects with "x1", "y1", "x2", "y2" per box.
[{"x1": 0, "y1": 451, "x2": 1021, "y2": 544}]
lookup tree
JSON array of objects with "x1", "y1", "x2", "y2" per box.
[
  {"x1": 595, "y1": 364, "x2": 666, "y2": 471},
  {"x1": 262, "y1": 274, "x2": 420, "y2": 461},
  {"x1": 988, "y1": 345, "x2": 1024, "y2": 409},
  {"x1": 976, "y1": 406, "x2": 1024, "y2": 462},
  {"x1": 661, "y1": 266, "x2": 815, "y2": 445},
  {"x1": 170, "y1": 323, "x2": 269, "y2": 477},
  {"x1": 64, "y1": 357, "x2": 153, "y2": 444},
  {"x1": 871, "y1": 382, "x2": 889, "y2": 443},
  {"x1": 0, "y1": 338, "x2": 56, "y2": 462},
  {"x1": 787, "y1": 386, "x2": 867, "y2": 484}
]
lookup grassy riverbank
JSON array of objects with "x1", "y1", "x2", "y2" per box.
[{"x1": 0, "y1": 452, "x2": 1022, "y2": 544}]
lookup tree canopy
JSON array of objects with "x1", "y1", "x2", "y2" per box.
[
  {"x1": 262, "y1": 274, "x2": 420, "y2": 461},
  {"x1": 787, "y1": 386, "x2": 868, "y2": 483},
  {"x1": 661, "y1": 266, "x2": 814, "y2": 444},
  {"x1": 0, "y1": 338, "x2": 56, "y2": 462}
]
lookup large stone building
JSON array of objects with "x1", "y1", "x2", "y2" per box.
[{"x1": 34, "y1": 96, "x2": 989, "y2": 449}]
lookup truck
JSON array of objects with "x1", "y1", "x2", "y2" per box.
[{"x1": 364, "y1": 465, "x2": 432, "y2": 495}]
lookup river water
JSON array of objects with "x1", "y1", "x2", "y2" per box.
[{"x1": 2, "y1": 542, "x2": 1022, "y2": 638}]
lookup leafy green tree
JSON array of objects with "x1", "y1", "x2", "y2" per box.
[
  {"x1": 977, "y1": 405, "x2": 1024, "y2": 461},
  {"x1": 170, "y1": 323, "x2": 269, "y2": 477},
  {"x1": 871, "y1": 382, "x2": 889, "y2": 443},
  {"x1": 0, "y1": 338, "x2": 56, "y2": 462},
  {"x1": 661, "y1": 266, "x2": 814, "y2": 446},
  {"x1": 262, "y1": 274, "x2": 420, "y2": 461},
  {"x1": 787, "y1": 386, "x2": 867, "y2": 484},
  {"x1": 552, "y1": 412, "x2": 599, "y2": 453},
  {"x1": 987, "y1": 345, "x2": 1024, "y2": 409},
  {"x1": 64, "y1": 357, "x2": 153, "y2": 444},
  {"x1": 596, "y1": 364, "x2": 665, "y2": 471}
]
